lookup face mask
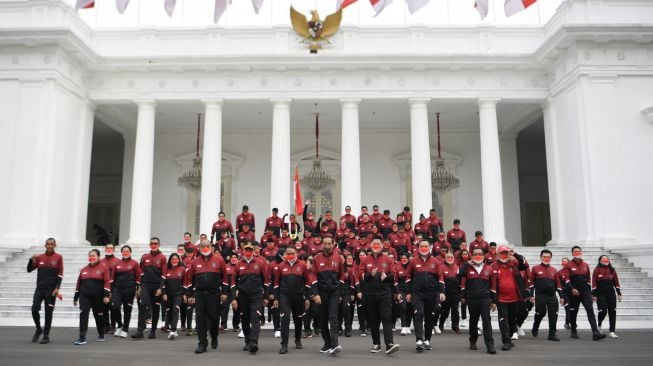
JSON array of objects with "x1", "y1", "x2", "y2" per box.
[
  {"x1": 105, "y1": 249, "x2": 114, "y2": 256},
  {"x1": 400, "y1": 258, "x2": 409, "y2": 265},
  {"x1": 573, "y1": 254, "x2": 583, "y2": 260},
  {"x1": 445, "y1": 258, "x2": 454, "y2": 265},
  {"x1": 542, "y1": 258, "x2": 552, "y2": 265},
  {"x1": 121, "y1": 253, "x2": 131, "y2": 259},
  {"x1": 472, "y1": 255, "x2": 484, "y2": 263},
  {"x1": 600, "y1": 259, "x2": 610, "y2": 266},
  {"x1": 371, "y1": 244, "x2": 382, "y2": 252},
  {"x1": 88, "y1": 256, "x2": 97, "y2": 264},
  {"x1": 201, "y1": 248, "x2": 212, "y2": 256},
  {"x1": 499, "y1": 253, "x2": 510, "y2": 262},
  {"x1": 230, "y1": 258, "x2": 238, "y2": 264},
  {"x1": 462, "y1": 255, "x2": 470, "y2": 260},
  {"x1": 243, "y1": 252, "x2": 253, "y2": 260},
  {"x1": 149, "y1": 244, "x2": 158, "y2": 251},
  {"x1": 286, "y1": 254, "x2": 296, "y2": 262},
  {"x1": 177, "y1": 250, "x2": 185, "y2": 256},
  {"x1": 170, "y1": 258, "x2": 180, "y2": 266},
  {"x1": 419, "y1": 248, "x2": 430, "y2": 256},
  {"x1": 295, "y1": 244, "x2": 303, "y2": 250},
  {"x1": 346, "y1": 260, "x2": 354, "y2": 266}
]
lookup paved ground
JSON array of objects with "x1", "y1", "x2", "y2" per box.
[{"x1": 0, "y1": 327, "x2": 651, "y2": 366}]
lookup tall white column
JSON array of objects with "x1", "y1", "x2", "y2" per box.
[
  {"x1": 200, "y1": 99, "x2": 224, "y2": 235},
  {"x1": 478, "y1": 98, "x2": 507, "y2": 244},
  {"x1": 542, "y1": 99, "x2": 564, "y2": 245},
  {"x1": 270, "y1": 99, "x2": 291, "y2": 216},
  {"x1": 200, "y1": 99, "x2": 222, "y2": 233},
  {"x1": 71, "y1": 100, "x2": 96, "y2": 244},
  {"x1": 409, "y1": 98, "x2": 433, "y2": 219},
  {"x1": 127, "y1": 100, "x2": 156, "y2": 245},
  {"x1": 340, "y1": 98, "x2": 362, "y2": 217}
]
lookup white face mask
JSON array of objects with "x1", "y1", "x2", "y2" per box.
[{"x1": 201, "y1": 249, "x2": 212, "y2": 257}]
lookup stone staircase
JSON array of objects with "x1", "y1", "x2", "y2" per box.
[{"x1": 1, "y1": 244, "x2": 652, "y2": 328}]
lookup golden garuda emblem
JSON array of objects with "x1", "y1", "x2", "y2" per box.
[{"x1": 290, "y1": 6, "x2": 342, "y2": 54}]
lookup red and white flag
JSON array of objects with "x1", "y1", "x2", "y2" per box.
[
  {"x1": 75, "y1": 0, "x2": 94, "y2": 10},
  {"x1": 370, "y1": 0, "x2": 393, "y2": 16},
  {"x1": 475, "y1": 0, "x2": 489, "y2": 19},
  {"x1": 164, "y1": 0, "x2": 176, "y2": 17},
  {"x1": 252, "y1": 0, "x2": 264, "y2": 14},
  {"x1": 504, "y1": 0, "x2": 537, "y2": 17},
  {"x1": 404, "y1": 0, "x2": 428, "y2": 14},
  {"x1": 294, "y1": 166, "x2": 304, "y2": 216},
  {"x1": 337, "y1": 0, "x2": 358, "y2": 9},
  {"x1": 116, "y1": 0, "x2": 129, "y2": 14},
  {"x1": 214, "y1": 0, "x2": 230, "y2": 23}
]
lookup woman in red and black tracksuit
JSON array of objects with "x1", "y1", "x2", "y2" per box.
[
  {"x1": 341, "y1": 253, "x2": 360, "y2": 338},
  {"x1": 163, "y1": 253, "x2": 186, "y2": 340},
  {"x1": 73, "y1": 249, "x2": 111, "y2": 345},
  {"x1": 112, "y1": 245, "x2": 141, "y2": 338},
  {"x1": 439, "y1": 252, "x2": 461, "y2": 333},
  {"x1": 593, "y1": 255, "x2": 623, "y2": 338},
  {"x1": 395, "y1": 253, "x2": 413, "y2": 335},
  {"x1": 221, "y1": 255, "x2": 240, "y2": 332}
]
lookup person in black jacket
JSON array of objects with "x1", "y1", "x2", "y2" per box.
[
  {"x1": 27, "y1": 238, "x2": 63, "y2": 344},
  {"x1": 132, "y1": 237, "x2": 167, "y2": 339},
  {"x1": 162, "y1": 253, "x2": 186, "y2": 340},
  {"x1": 592, "y1": 255, "x2": 623, "y2": 339},
  {"x1": 529, "y1": 249, "x2": 563, "y2": 341},
  {"x1": 460, "y1": 248, "x2": 497, "y2": 354},
  {"x1": 111, "y1": 245, "x2": 141, "y2": 338},
  {"x1": 73, "y1": 249, "x2": 111, "y2": 345}
]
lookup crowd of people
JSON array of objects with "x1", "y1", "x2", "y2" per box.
[{"x1": 27, "y1": 203, "x2": 623, "y2": 356}]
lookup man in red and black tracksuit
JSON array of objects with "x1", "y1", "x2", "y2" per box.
[
  {"x1": 312, "y1": 236, "x2": 344, "y2": 355},
  {"x1": 185, "y1": 241, "x2": 229, "y2": 353},
  {"x1": 439, "y1": 252, "x2": 461, "y2": 333},
  {"x1": 340, "y1": 205, "x2": 357, "y2": 231},
  {"x1": 529, "y1": 249, "x2": 563, "y2": 341},
  {"x1": 236, "y1": 205, "x2": 256, "y2": 233},
  {"x1": 237, "y1": 223, "x2": 256, "y2": 245},
  {"x1": 100, "y1": 244, "x2": 121, "y2": 334},
  {"x1": 469, "y1": 231, "x2": 489, "y2": 254},
  {"x1": 232, "y1": 242, "x2": 269, "y2": 354},
  {"x1": 265, "y1": 208, "x2": 286, "y2": 237},
  {"x1": 414, "y1": 215, "x2": 431, "y2": 242},
  {"x1": 406, "y1": 240, "x2": 444, "y2": 352},
  {"x1": 492, "y1": 246, "x2": 528, "y2": 351},
  {"x1": 426, "y1": 209, "x2": 443, "y2": 240},
  {"x1": 389, "y1": 225, "x2": 412, "y2": 257},
  {"x1": 182, "y1": 232, "x2": 198, "y2": 256},
  {"x1": 559, "y1": 246, "x2": 605, "y2": 340},
  {"x1": 211, "y1": 211, "x2": 235, "y2": 243},
  {"x1": 132, "y1": 237, "x2": 167, "y2": 339},
  {"x1": 460, "y1": 248, "x2": 497, "y2": 354},
  {"x1": 446, "y1": 219, "x2": 466, "y2": 252},
  {"x1": 27, "y1": 238, "x2": 63, "y2": 344},
  {"x1": 303, "y1": 205, "x2": 319, "y2": 235},
  {"x1": 360, "y1": 239, "x2": 400, "y2": 355},
  {"x1": 378, "y1": 210, "x2": 395, "y2": 239},
  {"x1": 273, "y1": 247, "x2": 313, "y2": 354}
]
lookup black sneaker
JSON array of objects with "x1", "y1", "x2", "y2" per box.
[
  {"x1": 548, "y1": 334, "x2": 560, "y2": 342},
  {"x1": 131, "y1": 332, "x2": 144, "y2": 339},
  {"x1": 32, "y1": 328, "x2": 43, "y2": 343},
  {"x1": 249, "y1": 341, "x2": 259, "y2": 354},
  {"x1": 385, "y1": 344, "x2": 400, "y2": 355},
  {"x1": 502, "y1": 344, "x2": 511, "y2": 351},
  {"x1": 243, "y1": 341, "x2": 251, "y2": 352},
  {"x1": 416, "y1": 342, "x2": 423, "y2": 353},
  {"x1": 314, "y1": 328, "x2": 321, "y2": 336},
  {"x1": 593, "y1": 332, "x2": 606, "y2": 341},
  {"x1": 295, "y1": 339, "x2": 303, "y2": 349},
  {"x1": 195, "y1": 344, "x2": 207, "y2": 354},
  {"x1": 469, "y1": 342, "x2": 478, "y2": 350},
  {"x1": 320, "y1": 345, "x2": 331, "y2": 353},
  {"x1": 571, "y1": 330, "x2": 579, "y2": 339},
  {"x1": 39, "y1": 335, "x2": 50, "y2": 344},
  {"x1": 279, "y1": 345, "x2": 288, "y2": 354},
  {"x1": 487, "y1": 347, "x2": 497, "y2": 354},
  {"x1": 211, "y1": 337, "x2": 218, "y2": 349},
  {"x1": 345, "y1": 328, "x2": 351, "y2": 337},
  {"x1": 532, "y1": 328, "x2": 538, "y2": 337},
  {"x1": 148, "y1": 331, "x2": 156, "y2": 339}
]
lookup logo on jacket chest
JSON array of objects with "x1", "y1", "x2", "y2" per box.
[{"x1": 51, "y1": 260, "x2": 57, "y2": 266}]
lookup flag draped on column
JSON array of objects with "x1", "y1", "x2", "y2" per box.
[
  {"x1": 404, "y1": 0, "x2": 428, "y2": 14},
  {"x1": 475, "y1": 0, "x2": 489, "y2": 19},
  {"x1": 252, "y1": 0, "x2": 264, "y2": 14},
  {"x1": 370, "y1": 0, "x2": 393, "y2": 16},
  {"x1": 504, "y1": 0, "x2": 537, "y2": 17},
  {"x1": 75, "y1": 0, "x2": 94, "y2": 9},
  {"x1": 116, "y1": 0, "x2": 129, "y2": 14},
  {"x1": 164, "y1": 0, "x2": 176, "y2": 17},
  {"x1": 214, "y1": 0, "x2": 230, "y2": 23},
  {"x1": 337, "y1": 0, "x2": 358, "y2": 9},
  {"x1": 294, "y1": 165, "x2": 304, "y2": 216}
]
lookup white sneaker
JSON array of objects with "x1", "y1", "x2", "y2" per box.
[
  {"x1": 370, "y1": 344, "x2": 381, "y2": 353},
  {"x1": 168, "y1": 331, "x2": 177, "y2": 340},
  {"x1": 238, "y1": 330, "x2": 245, "y2": 338},
  {"x1": 400, "y1": 327, "x2": 406, "y2": 335},
  {"x1": 512, "y1": 332, "x2": 519, "y2": 340},
  {"x1": 114, "y1": 330, "x2": 122, "y2": 337},
  {"x1": 274, "y1": 330, "x2": 281, "y2": 338},
  {"x1": 608, "y1": 332, "x2": 619, "y2": 339},
  {"x1": 478, "y1": 329, "x2": 482, "y2": 335},
  {"x1": 517, "y1": 327, "x2": 525, "y2": 337},
  {"x1": 460, "y1": 320, "x2": 468, "y2": 328},
  {"x1": 445, "y1": 319, "x2": 451, "y2": 329},
  {"x1": 434, "y1": 327, "x2": 442, "y2": 334},
  {"x1": 407, "y1": 328, "x2": 412, "y2": 335}
]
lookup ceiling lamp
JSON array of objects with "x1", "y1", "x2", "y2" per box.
[
  {"x1": 177, "y1": 113, "x2": 203, "y2": 192},
  {"x1": 431, "y1": 112, "x2": 460, "y2": 192}
]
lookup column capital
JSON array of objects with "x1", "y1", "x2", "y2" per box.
[
  {"x1": 477, "y1": 97, "x2": 501, "y2": 107},
  {"x1": 340, "y1": 98, "x2": 362, "y2": 106},
  {"x1": 408, "y1": 97, "x2": 431, "y2": 105},
  {"x1": 83, "y1": 100, "x2": 97, "y2": 111},
  {"x1": 133, "y1": 99, "x2": 156, "y2": 108},
  {"x1": 201, "y1": 98, "x2": 224, "y2": 108},
  {"x1": 270, "y1": 98, "x2": 292, "y2": 106}
]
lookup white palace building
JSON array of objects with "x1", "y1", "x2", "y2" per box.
[{"x1": 0, "y1": 0, "x2": 652, "y2": 273}]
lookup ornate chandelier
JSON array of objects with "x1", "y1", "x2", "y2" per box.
[
  {"x1": 177, "y1": 113, "x2": 203, "y2": 192},
  {"x1": 301, "y1": 111, "x2": 335, "y2": 191},
  {"x1": 431, "y1": 112, "x2": 460, "y2": 192}
]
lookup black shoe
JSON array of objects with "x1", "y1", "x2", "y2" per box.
[
  {"x1": 295, "y1": 340, "x2": 303, "y2": 349},
  {"x1": 532, "y1": 328, "x2": 538, "y2": 337},
  {"x1": 487, "y1": 347, "x2": 497, "y2": 354},
  {"x1": 243, "y1": 341, "x2": 251, "y2": 352},
  {"x1": 570, "y1": 330, "x2": 579, "y2": 339},
  {"x1": 279, "y1": 345, "x2": 288, "y2": 354},
  {"x1": 148, "y1": 331, "x2": 155, "y2": 339},
  {"x1": 39, "y1": 335, "x2": 50, "y2": 344},
  {"x1": 502, "y1": 344, "x2": 511, "y2": 351},
  {"x1": 344, "y1": 328, "x2": 351, "y2": 337},
  {"x1": 249, "y1": 341, "x2": 259, "y2": 354},
  {"x1": 195, "y1": 344, "x2": 207, "y2": 354},
  {"x1": 320, "y1": 345, "x2": 331, "y2": 353},
  {"x1": 131, "y1": 332, "x2": 144, "y2": 339},
  {"x1": 469, "y1": 342, "x2": 478, "y2": 350},
  {"x1": 548, "y1": 334, "x2": 560, "y2": 342},
  {"x1": 211, "y1": 337, "x2": 218, "y2": 349},
  {"x1": 314, "y1": 328, "x2": 321, "y2": 336},
  {"x1": 32, "y1": 328, "x2": 43, "y2": 343},
  {"x1": 593, "y1": 332, "x2": 606, "y2": 341}
]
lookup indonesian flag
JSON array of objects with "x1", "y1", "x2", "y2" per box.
[
  {"x1": 475, "y1": 0, "x2": 489, "y2": 19},
  {"x1": 504, "y1": 0, "x2": 537, "y2": 17},
  {"x1": 370, "y1": 0, "x2": 393, "y2": 16},
  {"x1": 252, "y1": 0, "x2": 264, "y2": 14},
  {"x1": 294, "y1": 165, "x2": 304, "y2": 216},
  {"x1": 404, "y1": 0, "x2": 429, "y2": 14},
  {"x1": 337, "y1": 0, "x2": 358, "y2": 9},
  {"x1": 75, "y1": 0, "x2": 94, "y2": 10},
  {"x1": 214, "y1": 0, "x2": 230, "y2": 23},
  {"x1": 116, "y1": 0, "x2": 129, "y2": 14},
  {"x1": 164, "y1": 0, "x2": 176, "y2": 17}
]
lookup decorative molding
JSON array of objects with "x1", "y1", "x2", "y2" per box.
[{"x1": 641, "y1": 106, "x2": 653, "y2": 123}]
